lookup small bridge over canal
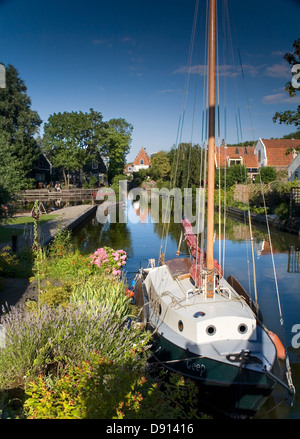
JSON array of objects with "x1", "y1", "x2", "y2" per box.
[{"x1": 21, "y1": 188, "x2": 99, "y2": 204}]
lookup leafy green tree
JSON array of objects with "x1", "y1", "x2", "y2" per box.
[
  {"x1": 273, "y1": 39, "x2": 300, "y2": 139},
  {"x1": 43, "y1": 112, "x2": 132, "y2": 186},
  {"x1": 102, "y1": 118, "x2": 133, "y2": 183},
  {"x1": 169, "y1": 143, "x2": 205, "y2": 188},
  {"x1": 0, "y1": 133, "x2": 28, "y2": 223},
  {"x1": 255, "y1": 166, "x2": 277, "y2": 184},
  {"x1": 0, "y1": 64, "x2": 42, "y2": 178},
  {"x1": 283, "y1": 38, "x2": 300, "y2": 98},
  {"x1": 43, "y1": 109, "x2": 106, "y2": 187},
  {"x1": 217, "y1": 164, "x2": 248, "y2": 188},
  {"x1": 150, "y1": 151, "x2": 171, "y2": 181}
]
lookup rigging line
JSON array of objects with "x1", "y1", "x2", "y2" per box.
[
  {"x1": 259, "y1": 178, "x2": 284, "y2": 324},
  {"x1": 197, "y1": 0, "x2": 209, "y2": 257},
  {"x1": 238, "y1": 49, "x2": 256, "y2": 142},
  {"x1": 159, "y1": 114, "x2": 183, "y2": 259},
  {"x1": 222, "y1": 0, "x2": 254, "y2": 291},
  {"x1": 223, "y1": 1, "x2": 257, "y2": 299},
  {"x1": 159, "y1": 0, "x2": 200, "y2": 259},
  {"x1": 215, "y1": 1, "x2": 223, "y2": 266},
  {"x1": 169, "y1": 0, "x2": 200, "y2": 191},
  {"x1": 187, "y1": 4, "x2": 205, "y2": 187},
  {"x1": 223, "y1": 0, "x2": 243, "y2": 145}
]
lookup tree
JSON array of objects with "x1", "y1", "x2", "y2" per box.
[
  {"x1": 217, "y1": 164, "x2": 248, "y2": 188},
  {"x1": 150, "y1": 151, "x2": 171, "y2": 181},
  {"x1": 273, "y1": 39, "x2": 300, "y2": 138},
  {"x1": 102, "y1": 118, "x2": 133, "y2": 183},
  {"x1": 255, "y1": 166, "x2": 277, "y2": 184},
  {"x1": 43, "y1": 109, "x2": 106, "y2": 187},
  {"x1": 0, "y1": 133, "x2": 28, "y2": 223},
  {"x1": 0, "y1": 64, "x2": 42, "y2": 179},
  {"x1": 169, "y1": 143, "x2": 205, "y2": 188},
  {"x1": 283, "y1": 38, "x2": 300, "y2": 98}
]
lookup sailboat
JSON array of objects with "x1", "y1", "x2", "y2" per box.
[{"x1": 132, "y1": 0, "x2": 295, "y2": 418}]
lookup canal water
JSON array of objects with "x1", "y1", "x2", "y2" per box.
[{"x1": 72, "y1": 200, "x2": 300, "y2": 419}]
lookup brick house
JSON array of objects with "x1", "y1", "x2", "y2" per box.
[{"x1": 124, "y1": 147, "x2": 151, "y2": 175}]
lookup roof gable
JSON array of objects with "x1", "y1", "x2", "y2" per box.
[
  {"x1": 261, "y1": 139, "x2": 299, "y2": 167},
  {"x1": 215, "y1": 146, "x2": 258, "y2": 168},
  {"x1": 133, "y1": 147, "x2": 151, "y2": 166}
]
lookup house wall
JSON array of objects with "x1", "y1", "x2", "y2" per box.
[
  {"x1": 288, "y1": 154, "x2": 300, "y2": 181},
  {"x1": 254, "y1": 139, "x2": 267, "y2": 167}
]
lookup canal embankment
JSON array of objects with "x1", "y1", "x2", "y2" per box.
[
  {"x1": 1, "y1": 204, "x2": 97, "y2": 252},
  {"x1": 0, "y1": 204, "x2": 97, "y2": 311},
  {"x1": 224, "y1": 206, "x2": 300, "y2": 236}
]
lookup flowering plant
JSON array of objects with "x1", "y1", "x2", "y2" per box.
[{"x1": 90, "y1": 247, "x2": 127, "y2": 277}]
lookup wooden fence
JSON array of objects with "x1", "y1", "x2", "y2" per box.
[
  {"x1": 21, "y1": 188, "x2": 97, "y2": 203},
  {"x1": 290, "y1": 186, "x2": 300, "y2": 217}
]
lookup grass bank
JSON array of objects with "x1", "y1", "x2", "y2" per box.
[{"x1": 0, "y1": 214, "x2": 58, "y2": 244}]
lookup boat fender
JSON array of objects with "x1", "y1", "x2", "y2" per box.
[{"x1": 268, "y1": 331, "x2": 286, "y2": 360}]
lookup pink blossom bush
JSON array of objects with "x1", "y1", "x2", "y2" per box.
[{"x1": 90, "y1": 247, "x2": 127, "y2": 277}]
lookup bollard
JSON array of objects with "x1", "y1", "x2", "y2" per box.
[{"x1": 12, "y1": 234, "x2": 18, "y2": 252}]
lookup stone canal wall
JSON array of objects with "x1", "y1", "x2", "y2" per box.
[{"x1": 225, "y1": 206, "x2": 300, "y2": 235}]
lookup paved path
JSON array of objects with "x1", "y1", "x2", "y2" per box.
[{"x1": 1, "y1": 204, "x2": 97, "y2": 252}]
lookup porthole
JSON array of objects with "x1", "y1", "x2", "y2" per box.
[
  {"x1": 193, "y1": 311, "x2": 206, "y2": 318},
  {"x1": 178, "y1": 320, "x2": 184, "y2": 332},
  {"x1": 206, "y1": 325, "x2": 216, "y2": 336},
  {"x1": 238, "y1": 324, "x2": 248, "y2": 334}
]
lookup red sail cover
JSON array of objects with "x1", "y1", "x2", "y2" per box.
[
  {"x1": 181, "y1": 217, "x2": 222, "y2": 286},
  {"x1": 182, "y1": 217, "x2": 206, "y2": 263}
]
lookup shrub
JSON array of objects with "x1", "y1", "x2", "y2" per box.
[
  {"x1": 0, "y1": 246, "x2": 34, "y2": 278},
  {"x1": 24, "y1": 352, "x2": 202, "y2": 419},
  {"x1": 255, "y1": 166, "x2": 277, "y2": 184},
  {"x1": 36, "y1": 281, "x2": 74, "y2": 308},
  {"x1": 89, "y1": 247, "x2": 127, "y2": 277},
  {"x1": 0, "y1": 302, "x2": 151, "y2": 390},
  {"x1": 274, "y1": 202, "x2": 289, "y2": 219},
  {"x1": 48, "y1": 228, "x2": 73, "y2": 258},
  {"x1": 71, "y1": 274, "x2": 132, "y2": 318},
  {"x1": 40, "y1": 246, "x2": 127, "y2": 282}
]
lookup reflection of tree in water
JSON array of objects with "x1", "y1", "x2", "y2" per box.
[
  {"x1": 100, "y1": 221, "x2": 133, "y2": 257},
  {"x1": 151, "y1": 201, "x2": 300, "y2": 260},
  {"x1": 152, "y1": 199, "x2": 182, "y2": 241},
  {"x1": 72, "y1": 213, "x2": 133, "y2": 257},
  {"x1": 215, "y1": 213, "x2": 300, "y2": 254}
]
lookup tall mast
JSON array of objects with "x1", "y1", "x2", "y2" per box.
[{"x1": 206, "y1": 0, "x2": 216, "y2": 298}]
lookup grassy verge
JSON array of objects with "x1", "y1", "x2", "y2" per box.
[
  {"x1": 0, "y1": 214, "x2": 58, "y2": 244},
  {"x1": 0, "y1": 228, "x2": 23, "y2": 244},
  {"x1": 6, "y1": 214, "x2": 58, "y2": 225}
]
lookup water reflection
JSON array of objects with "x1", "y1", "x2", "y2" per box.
[{"x1": 72, "y1": 200, "x2": 299, "y2": 419}]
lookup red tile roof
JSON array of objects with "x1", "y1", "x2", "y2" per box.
[
  {"x1": 261, "y1": 139, "x2": 299, "y2": 167},
  {"x1": 215, "y1": 146, "x2": 258, "y2": 168},
  {"x1": 133, "y1": 147, "x2": 151, "y2": 166}
]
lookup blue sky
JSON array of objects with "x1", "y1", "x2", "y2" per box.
[{"x1": 0, "y1": 0, "x2": 299, "y2": 162}]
